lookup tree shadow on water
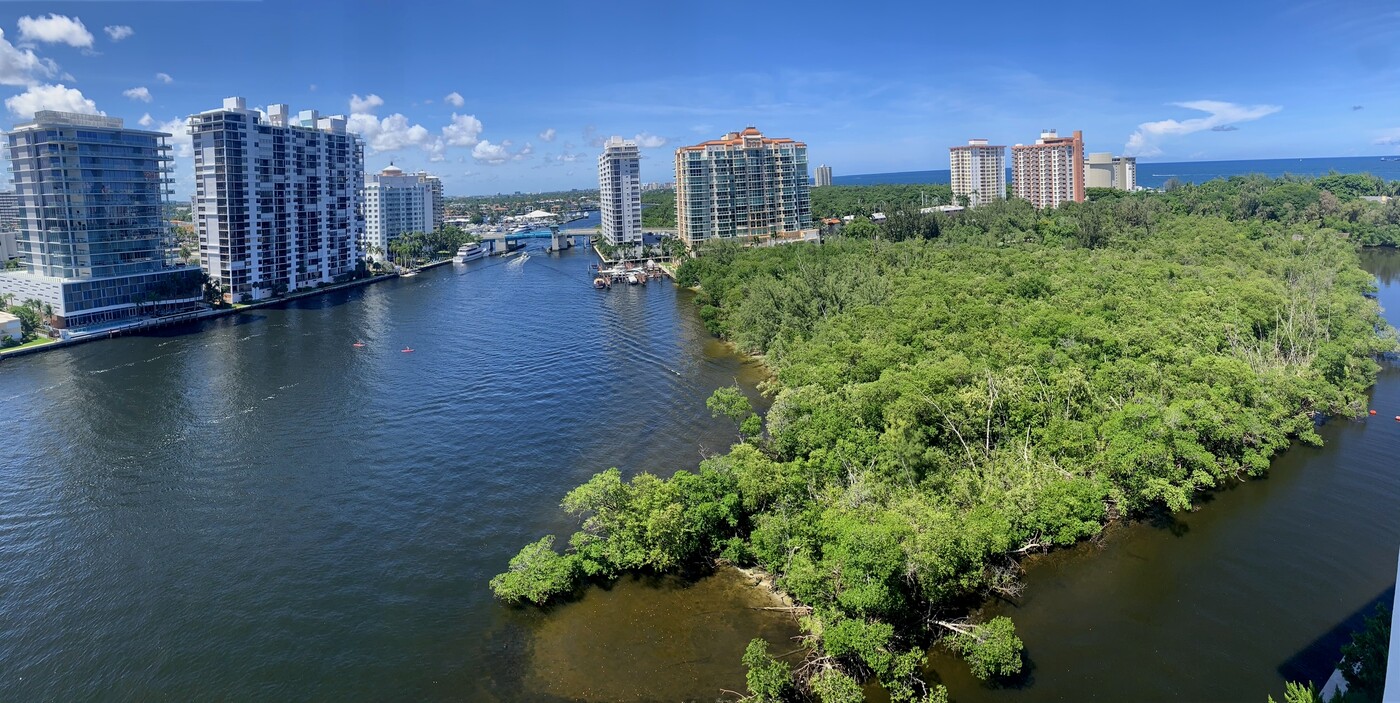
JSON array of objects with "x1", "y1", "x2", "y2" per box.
[
  {"x1": 1142, "y1": 504, "x2": 1192, "y2": 537},
  {"x1": 1276, "y1": 585, "x2": 1394, "y2": 688}
]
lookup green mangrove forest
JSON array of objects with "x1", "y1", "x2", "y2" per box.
[{"x1": 491, "y1": 174, "x2": 1398, "y2": 702}]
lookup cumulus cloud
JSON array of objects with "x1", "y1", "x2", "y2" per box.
[
  {"x1": 18, "y1": 15, "x2": 94, "y2": 49},
  {"x1": 138, "y1": 112, "x2": 153, "y2": 127},
  {"x1": 444, "y1": 91, "x2": 464, "y2": 107},
  {"x1": 472, "y1": 140, "x2": 512, "y2": 164},
  {"x1": 123, "y1": 86, "x2": 151, "y2": 102},
  {"x1": 155, "y1": 116, "x2": 193, "y2": 157},
  {"x1": 349, "y1": 93, "x2": 383, "y2": 114},
  {"x1": 103, "y1": 25, "x2": 134, "y2": 42},
  {"x1": 6, "y1": 83, "x2": 100, "y2": 118},
  {"x1": 1125, "y1": 100, "x2": 1281, "y2": 157},
  {"x1": 155, "y1": 72, "x2": 173, "y2": 84},
  {"x1": 554, "y1": 152, "x2": 581, "y2": 163},
  {"x1": 538, "y1": 127, "x2": 556, "y2": 142},
  {"x1": 0, "y1": 29, "x2": 59, "y2": 86},
  {"x1": 634, "y1": 132, "x2": 667, "y2": 148},
  {"x1": 513, "y1": 142, "x2": 534, "y2": 161},
  {"x1": 443, "y1": 113, "x2": 483, "y2": 147},
  {"x1": 347, "y1": 110, "x2": 446, "y2": 161}
]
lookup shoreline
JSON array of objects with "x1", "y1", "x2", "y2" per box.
[{"x1": 0, "y1": 269, "x2": 411, "y2": 363}]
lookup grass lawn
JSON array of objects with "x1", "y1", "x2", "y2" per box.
[{"x1": 1, "y1": 336, "x2": 58, "y2": 354}]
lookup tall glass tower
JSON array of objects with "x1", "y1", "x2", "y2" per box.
[{"x1": 0, "y1": 111, "x2": 201, "y2": 329}]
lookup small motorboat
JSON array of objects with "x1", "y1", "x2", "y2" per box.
[
  {"x1": 401, "y1": 271, "x2": 418, "y2": 278},
  {"x1": 593, "y1": 276, "x2": 608, "y2": 289},
  {"x1": 401, "y1": 347, "x2": 414, "y2": 353},
  {"x1": 352, "y1": 341, "x2": 366, "y2": 348}
]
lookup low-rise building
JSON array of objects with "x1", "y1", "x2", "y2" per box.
[
  {"x1": 0, "y1": 310, "x2": 20, "y2": 342},
  {"x1": 1086, "y1": 152, "x2": 1137, "y2": 191}
]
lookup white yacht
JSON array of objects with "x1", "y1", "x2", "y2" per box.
[{"x1": 454, "y1": 242, "x2": 487, "y2": 263}]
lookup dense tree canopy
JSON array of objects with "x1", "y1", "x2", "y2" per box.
[{"x1": 493, "y1": 175, "x2": 1396, "y2": 700}]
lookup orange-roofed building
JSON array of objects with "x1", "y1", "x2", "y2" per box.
[
  {"x1": 673, "y1": 127, "x2": 814, "y2": 248},
  {"x1": 1010, "y1": 129, "x2": 1084, "y2": 209}
]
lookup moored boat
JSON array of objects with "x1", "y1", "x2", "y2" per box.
[{"x1": 454, "y1": 242, "x2": 486, "y2": 263}]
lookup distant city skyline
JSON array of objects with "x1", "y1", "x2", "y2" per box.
[{"x1": 3, "y1": 1, "x2": 1400, "y2": 197}]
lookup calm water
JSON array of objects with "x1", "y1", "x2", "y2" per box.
[
  {"x1": 0, "y1": 246, "x2": 795, "y2": 701},
  {"x1": 2, "y1": 244, "x2": 1397, "y2": 702},
  {"x1": 834, "y1": 156, "x2": 1400, "y2": 189}
]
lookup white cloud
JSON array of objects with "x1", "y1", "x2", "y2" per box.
[
  {"x1": 0, "y1": 29, "x2": 60, "y2": 85},
  {"x1": 138, "y1": 112, "x2": 153, "y2": 127},
  {"x1": 18, "y1": 15, "x2": 94, "y2": 49},
  {"x1": 349, "y1": 93, "x2": 383, "y2": 114},
  {"x1": 155, "y1": 116, "x2": 193, "y2": 157},
  {"x1": 1125, "y1": 100, "x2": 1281, "y2": 157},
  {"x1": 123, "y1": 86, "x2": 151, "y2": 102},
  {"x1": 347, "y1": 110, "x2": 446, "y2": 161},
  {"x1": 445, "y1": 91, "x2": 464, "y2": 107},
  {"x1": 513, "y1": 142, "x2": 534, "y2": 161},
  {"x1": 155, "y1": 72, "x2": 173, "y2": 84},
  {"x1": 472, "y1": 140, "x2": 512, "y2": 164},
  {"x1": 443, "y1": 113, "x2": 483, "y2": 147},
  {"x1": 539, "y1": 127, "x2": 556, "y2": 142},
  {"x1": 634, "y1": 132, "x2": 667, "y2": 148},
  {"x1": 5, "y1": 83, "x2": 100, "y2": 118},
  {"x1": 103, "y1": 25, "x2": 134, "y2": 42},
  {"x1": 555, "y1": 152, "x2": 580, "y2": 163},
  {"x1": 1373, "y1": 128, "x2": 1400, "y2": 146}
]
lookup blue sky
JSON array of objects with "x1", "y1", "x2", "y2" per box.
[{"x1": 3, "y1": 1, "x2": 1400, "y2": 197}]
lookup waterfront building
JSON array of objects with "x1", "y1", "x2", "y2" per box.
[
  {"x1": 0, "y1": 309, "x2": 20, "y2": 341},
  {"x1": 0, "y1": 111, "x2": 201, "y2": 329},
  {"x1": 949, "y1": 139, "x2": 1006, "y2": 207},
  {"x1": 674, "y1": 127, "x2": 814, "y2": 247},
  {"x1": 598, "y1": 137, "x2": 642, "y2": 246},
  {"x1": 1085, "y1": 152, "x2": 1137, "y2": 191},
  {"x1": 190, "y1": 98, "x2": 365, "y2": 303},
  {"x1": 363, "y1": 164, "x2": 443, "y2": 261},
  {"x1": 1011, "y1": 129, "x2": 1084, "y2": 209},
  {"x1": 814, "y1": 164, "x2": 833, "y2": 187},
  {"x1": 0, "y1": 190, "x2": 17, "y2": 262}
]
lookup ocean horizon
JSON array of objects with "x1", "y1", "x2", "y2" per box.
[{"x1": 832, "y1": 155, "x2": 1400, "y2": 189}]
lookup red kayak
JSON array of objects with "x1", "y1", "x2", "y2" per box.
[{"x1": 401, "y1": 347, "x2": 414, "y2": 353}]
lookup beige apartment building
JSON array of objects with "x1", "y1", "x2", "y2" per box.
[{"x1": 950, "y1": 139, "x2": 1006, "y2": 207}]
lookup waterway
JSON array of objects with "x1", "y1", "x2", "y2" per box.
[
  {"x1": 0, "y1": 245, "x2": 794, "y2": 701},
  {"x1": 1, "y1": 245, "x2": 1396, "y2": 701}
]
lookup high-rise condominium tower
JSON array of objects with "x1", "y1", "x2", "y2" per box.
[
  {"x1": 814, "y1": 164, "x2": 833, "y2": 187},
  {"x1": 598, "y1": 137, "x2": 642, "y2": 246},
  {"x1": 190, "y1": 98, "x2": 364, "y2": 303},
  {"x1": 0, "y1": 111, "x2": 201, "y2": 328},
  {"x1": 674, "y1": 127, "x2": 812, "y2": 247},
  {"x1": 363, "y1": 164, "x2": 443, "y2": 261},
  {"x1": 1011, "y1": 129, "x2": 1084, "y2": 209},
  {"x1": 950, "y1": 139, "x2": 1007, "y2": 207}
]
